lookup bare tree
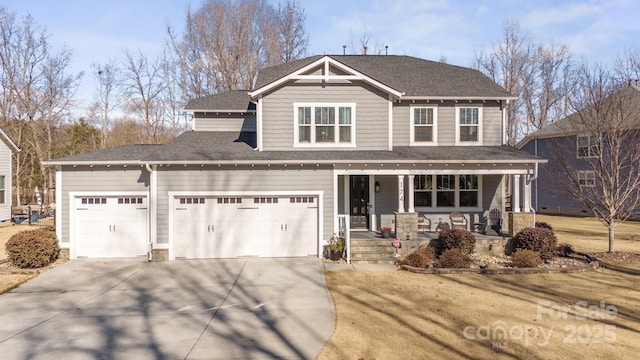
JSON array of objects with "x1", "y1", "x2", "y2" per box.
[
  {"x1": 347, "y1": 29, "x2": 386, "y2": 55},
  {"x1": 614, "y1": 47, "x2": 640, "y2": 84},
  {"x1": 474, "y1": 20, "x2": 535, "y2": 145},
  {"x1": 0, "y1": 7, "x2": 80, "y2": 205},
  {"x1": 91, "y1": 60, "x2": 121, "y2": 148},
  {"x1": 521, "y1": 44, "x2": 576, "y2": 133},
  {"x1": 549, "y1": 63, "x2": 640, "y2": 252},
  {"x1": 120, "y1": 50, "x2": 166, "y2": 144},
  {"x1": 276, "y1": 0, "x2": 308, "y2": 63}
]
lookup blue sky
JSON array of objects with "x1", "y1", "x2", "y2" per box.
[{"x1": 4, "y1": 0, "x2": 639, "y2": 115}]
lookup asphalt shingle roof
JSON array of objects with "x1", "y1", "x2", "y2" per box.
[
  {"x1": 519, "y1": 84, "x2": 640, "y2": 145},
  {"x1": 46, "y1": 132, "x2": 542, "y2": 164},
  {"x1": 47, "y1": 144, "x2": 164, "y2": 163},
  {"x1": 254, "y1": 55, "x2": 514, "y2": 98},
  {"x1": 184, "y1": 90, "x2": 255, "y2": 111}
]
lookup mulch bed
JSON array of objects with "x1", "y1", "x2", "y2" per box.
[{"x1": 0, "y1": 258, "x2": 67, "y2": 275}]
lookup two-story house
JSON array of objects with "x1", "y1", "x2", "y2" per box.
[
  {"x1": 44, "y1": 55, "x2": 544, "y2": 261},
  {"x1": 518, "y1": 83, "x2": 640, "y2": 217}
]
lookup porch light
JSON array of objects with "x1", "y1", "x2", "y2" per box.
[{"x1": 375, "y1": 182, "x2": 381, "y2": 192}]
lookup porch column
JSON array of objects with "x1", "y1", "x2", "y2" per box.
[
  {"x1": 512, "y1": 175, "x2": 521, "y2": 213},
  {"x1": 397, "y1": 175, "x2": 405, "y2": 213},
  {"x1": 523, "y1": 175, "x2": 531, "y2": 213},
  {"x1": 407, "y1": 175, "x2": 415, "y2": 213}
]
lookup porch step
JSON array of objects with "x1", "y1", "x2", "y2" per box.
[{"x1": 349, "y1": 238, "x2": 397, "y2": 264}]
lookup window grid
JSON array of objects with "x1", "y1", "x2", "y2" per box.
[
  {"x1": 295, "y1": 103, "x2": 355, "y2": 145},
  {"x1": 577, "y1": 135, "x2": 599, "y2": 158},
  {"x1": 578, "y1": 171, "x2": 595, "y2": 187},
  {"x1": 414, "y1": 175, "x2": 480, "y2": 208},
  {"x1": 458, "y1": 107, "x2": 480, "y2": 143},
  {"x1": 412, "y1": 107, "x2": 435, "y2": 143}
]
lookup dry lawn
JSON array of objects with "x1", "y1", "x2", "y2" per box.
[
  {"x1": 319, "y1": 215, "x2": 640, "y2": 359},
  {"x1": 536, "y1": 214, "x2": 640, "y2": 254}
]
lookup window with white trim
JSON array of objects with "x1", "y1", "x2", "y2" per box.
[
  {"x1": 294, "y1": 103, "x2": 355, "y2": 145},
  {"x1": 456, "y1": 107, "x2": 482, "y2": 144},
  {"x1": 414, "y1": 175, "x2": 480, "y2": 208},
  {"x1": 410, "y1": 106, "x2": 437, "y2": 145},
  {"x1": 0, "y1": 176, "x2": 5, "y2": 204},
  {"x1": 578, "y1": 171, "x2": 595, "y2": 187},
  {"x1": 577, "y1": 135, "x2": 599, "y2": 158}
]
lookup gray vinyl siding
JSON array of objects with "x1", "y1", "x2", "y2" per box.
[
  {"x1": 392, "y1": 101, "x2": 503, "y2": 147},
  {"x1": 154, "y1": 166, "x2": 334, "y2": 246},
  {"x1": 58, "y1": 166, "x2": 150, "y2": 243},
  {"x1": 261, "y1": 80, "x2": 389, "y2": 150},
  {"x1": 482, "y1": 102, "x2": 503, "y2": 145},
  {"x1": 523, "y1": 137, "x2": 590, "y2": 215},
  {"x1": 193, "y1": 113, "x2": 256, "y2": 132},
  {"x1": 0, "y1": 141, "x2": 12, "y2": 221}
]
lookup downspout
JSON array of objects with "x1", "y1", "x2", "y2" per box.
[
  {"x1": 145, "y1": 163, "x2": 154, "y2": 262},
  {"x1": 527, "y1": 162, "x2": 539, "y2": 226}
]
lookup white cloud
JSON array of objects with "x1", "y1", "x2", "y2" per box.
[{"x1": 521, "y1": 2, "x2": 600, "y2": 29}]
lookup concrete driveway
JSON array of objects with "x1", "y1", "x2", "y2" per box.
[{"x1": 0, "y1": 258, "x2": 334, "y2": 359}]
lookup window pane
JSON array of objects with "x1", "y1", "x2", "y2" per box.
[
  {"x1": 459, "y1": 191, "x2": 478, "y2": 207},
  {"x1": 299, "y1": 126, "x2": 310, "y2": 142},
  {"x1": 339, "y1": 107, "x2": 351, "y2": 124},
  {"x1": 415, "y1": 127, "x2": 432, "y2": 142},
  {"x1": 0, "y1": 175, "x2": 4, "y2": 188},
  {"x1": 436, "y1": 191, "x2": 455, "y2": 207},
  {"x1": 298, "y1": 107, "x2": 311, "y2": 124},
  {"x1": 339, "y1": 126, "x2": 351, "y2": 142},
  {"x1": 460, "y1": 126, "x2": 478, "y2": 141},
  {"x1": 437, "y1": 175, "x2": 455, "y2": 190},
  {"x1": 460, "y1": 108, "x2": 478, "y2": 125},
  {"x1": 415, "y1": 192, "x2": 431, "y2": 207},
  {"x1": 459, "y1": 175, "x2": 478, "y2": 190},
  {"x1": 414, "y1": 108, "x2": 425, "y2": 125},
  {"x1": 315, "y1": 107, "x2": 335, "y2": 124},
  {"x1": 415, "y1": 175, "x2": 432, "y2": 190},
  {"x1": 316, "y1": 126, "x2": 334, "y2": 142}
]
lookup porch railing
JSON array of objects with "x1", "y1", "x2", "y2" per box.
[{"x1": 337, "y1": 214, "x2": 351, "y2": 264}]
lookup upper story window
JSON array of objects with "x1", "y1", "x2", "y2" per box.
[
  {"x1": 294, "y1": 103, "x2": 355, "y2": 146},
  {"x1": 410, "y1": 106, "x2": 437, "y2": 145},
  {"x1": 455, "y1": 106, "x2": 482, "y2": 145},
  {"x1": 577, "y1": 135, "x2": 599, "y2": 158}
]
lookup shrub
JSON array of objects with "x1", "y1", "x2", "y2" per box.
[
  {"x1": 402, "y1": 252, "x2": 431, "y2": 268},
  {"x1": 535, "y1": 221, "x2": 554, "y2": 233},
  {"x1": 511, "y1": 249, "x2": 543, "y2": 268},
  {"x1": 435, "y1": 229, "x2": 476, "y2": 255},
  {"x1": 556, "y1": 243, "x2": 574, "y2": 257},
  {"x1": 399, "y1": 246, "x2": 435, "y2": 268},
  {"x1": 509, "y1": 227, "x2": 558, "y2": 260},
  {"x1": 438, "y1": 248, "x2": 472, "y2": 268},
  {"x1": 5, "y1": 228, "x2": 59, "y2": 268},
  {"x1": 415, "y1": 245, "x2": 436, "y2": 263}
]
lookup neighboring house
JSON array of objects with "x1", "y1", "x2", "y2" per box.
[
  {"x1": 44, "y1": 55, "x2": 544, "y2": 261},
  {"x1": 518, "y1": 84, "x2": 640, "y2": 216},
  {"x1": 0, "y1": 127, "x2": 19, "y2": 222}
]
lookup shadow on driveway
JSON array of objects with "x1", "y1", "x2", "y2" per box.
[{"x1": 0, "y1": 257, "x2": 334, "y2": 359}]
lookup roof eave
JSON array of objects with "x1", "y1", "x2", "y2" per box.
[{"x1": 400, "y1": 95, "x2": 517, "y2": 101}]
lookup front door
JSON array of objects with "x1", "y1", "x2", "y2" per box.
[{"x1": 350, "y1": 176, "x2": 369, "y2": 229}]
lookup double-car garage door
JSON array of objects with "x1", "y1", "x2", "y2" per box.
[{"x1": 172, "y1": 195, "x2": 318, "y2": 259}]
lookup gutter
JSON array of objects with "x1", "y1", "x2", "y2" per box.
[{"x1": 145, "y1": 163, "x2": 154, "y2": 262}]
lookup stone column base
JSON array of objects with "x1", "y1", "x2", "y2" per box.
[{"x1": 508, "y1": 212, "x2": 534, "y2": 236}]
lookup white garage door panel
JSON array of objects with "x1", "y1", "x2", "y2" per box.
[
  {"x1": 172, "y1": 195, "x2": 318, "y2": 259},
  {"x1": 74, "y1": 196, "x2": 148, "y2": 258}
]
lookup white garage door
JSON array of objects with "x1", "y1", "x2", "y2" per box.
[
  {"x1": 173, "y1": 195, "x2": 318, "y2": 259},
  {"x1": 73, "y1": 196, "x2": 148, "y2": 258}
]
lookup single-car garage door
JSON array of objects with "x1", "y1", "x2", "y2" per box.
[
  {"x1": 72, "y1": 196, "x2": 148, "y2": 258},
  {"x1": 172, "y1": 195, "x2": 318, "y2": 259}
]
